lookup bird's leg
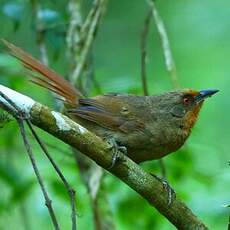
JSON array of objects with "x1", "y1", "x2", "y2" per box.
[
  {"x1": 150, "y1": 173, "x2": 176, "y2": 206},
  {"x1": 105, "y1": 137, "x2": 127, "y2": 169}
]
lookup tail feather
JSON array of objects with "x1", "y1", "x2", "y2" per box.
[
  {"x1": 29, "y1": 77, "x2": 74, "y2": 104},
  {"x1": 2, "y1": 39, "x2": 83, "y2": 106}
]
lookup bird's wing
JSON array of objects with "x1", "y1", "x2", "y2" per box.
[{"x1": 68, "y1": 95, "x2": 145, "y2": 133}]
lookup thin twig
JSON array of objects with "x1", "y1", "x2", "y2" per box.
[
  {"x1": 26, "y1": 120, "x2": 77, "y2": 230},
  {"x1": 0, "y1": 91, "x2": 20, "y2": 115},
  {"x1": 141, "y1": 10, "x2": 152, "y2": 96},
  {"x1": 18, "y1": 119, "x2": 60, "y2": 230},
  {"x1": 70, "y1": 0, "x2": 106, "y2": 84},
  {"x1": 0, "y1": 91, "x2": 60, "y2": 230},
  {"x1": 80, "y1": 0, "x2": 99, "y2": 38},
  {"x1": 147, "y1": 0, "x2": 180, "y2": 88},
  {"x1": 66, "y1": 0, "x2": 83, "y2": 63},
  {"x1": 141, "y1": 9, "x2": 167, "y2": 178}
]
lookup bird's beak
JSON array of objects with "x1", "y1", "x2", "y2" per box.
[{"x1": 195, "y1": 89, "x2": 219, "y2": 104}]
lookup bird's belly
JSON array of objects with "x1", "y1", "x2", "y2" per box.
[
  {"x1": 115, "y1": 129, "x2": 186, "y2": 163},
  {"x1": 126, "y1": 143, "x2": 182, "y2": 163},
  {"x1": 77, "y1": 118, "x2": 187, "y2": 163}
]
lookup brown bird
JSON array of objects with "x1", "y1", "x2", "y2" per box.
[{"x1": 3, "y1": 40, "x2": 218, "y2": 164}]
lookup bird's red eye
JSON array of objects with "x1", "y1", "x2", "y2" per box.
[{"x1": 183, "y1": 97, "x2": 190, "y2": 105}]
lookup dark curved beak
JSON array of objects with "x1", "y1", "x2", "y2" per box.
[{"x1": 195, "y1": 89, "x2": 219, "y2": 103}]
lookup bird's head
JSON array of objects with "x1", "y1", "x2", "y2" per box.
[{"x1": 157, "y1": 89, "x2": 219, "y2": 135}]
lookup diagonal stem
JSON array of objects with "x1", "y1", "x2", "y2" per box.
[
  {"x1": 0, "y1": 90, "x2": 60, "y2": 230},
  {"x1": 26, "y1": 120, "x2": 77, "y2": 230},
  {"x1": 147, "y1": 0, "x2": 180, "y2": 88},
  {"x1": 17, "y1": 119, "x2": 60, "y2": 230},
  {"x1": 141, "y1": 9, "x2": 152, "y2": 96}
]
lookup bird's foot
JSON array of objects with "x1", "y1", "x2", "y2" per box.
[
  {"x1": 106, "y1": 138, "x2": 127, "y2": 169},
  {"x1": 151, "y1": 174, "x2": 176, "y2": 206}
]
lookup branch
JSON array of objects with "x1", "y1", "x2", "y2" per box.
[{"x1": 0, "y1": 84, "x2": 208, "y2": 229}]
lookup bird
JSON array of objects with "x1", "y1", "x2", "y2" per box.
[{"x1": 2, "y1": 40, "x2": 218, "y2": 165}]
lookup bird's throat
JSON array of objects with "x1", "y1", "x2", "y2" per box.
[{"x1": 182, "y1": 103, "x2": 203, "y2": 136}]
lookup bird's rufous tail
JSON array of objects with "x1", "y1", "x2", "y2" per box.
[{"x1": 2, "y1": 39, "x2": 82, "y2": 106}]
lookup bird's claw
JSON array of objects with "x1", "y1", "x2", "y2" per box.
[
  {"x1": 161, "y1": 178, "x2": 175, "y2": 206},
  {"x1": 151, "y1": 174, "x2": 176, "y2": 206},
  {"x1": 106, "y1": 138, "x2": 127, "y2": 169}
]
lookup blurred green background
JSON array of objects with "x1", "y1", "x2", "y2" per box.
[{"x1": 0, "y1": 0, "x2": 229, "y2": 229}]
